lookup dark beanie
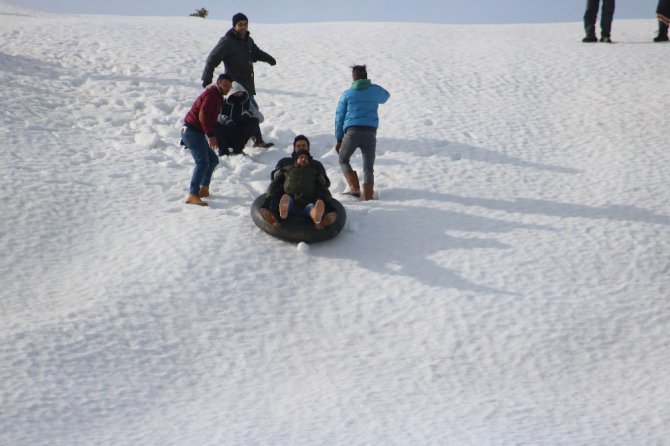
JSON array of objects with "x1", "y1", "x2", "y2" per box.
[
  {"x1": 293, "y1": 135, "x2": 310, "y2": 148},
  {"x1": 232, "y1": 12, "x2": 248, "y2": 27}
]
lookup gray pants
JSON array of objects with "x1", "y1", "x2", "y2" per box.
[{"x1": 338, "y1": 127, "x2": 377, "y2": 184}]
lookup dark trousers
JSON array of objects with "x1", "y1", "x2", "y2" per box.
[
  {"x1": 214, "y1": 119, "x2": 255, "y2": 155},
  {"x1": 584, "y1": 0, "x2": 615, "y2": 37}
]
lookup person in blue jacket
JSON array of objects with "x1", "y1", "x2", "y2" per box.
[{"x1": 334, "y1": 65, "x2": 390, "y2": 201}]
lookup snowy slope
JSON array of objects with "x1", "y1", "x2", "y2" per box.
[{"x1": 1, "y1": 2, "x2": 669, "y2": 444}]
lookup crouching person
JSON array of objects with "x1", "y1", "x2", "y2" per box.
[
  {"x1": 214, "y1": 81, "x2": 262, "y2": 156},
  {"x1": 182, "y1": 73, "x2": 233, "y2": 205}
]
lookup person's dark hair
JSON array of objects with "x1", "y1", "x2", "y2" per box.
[
  {"x1": 293, "y1": 134, "x2": 310, "y2": 148},
  {"x1": 217, "y1": 73, "x2": 233, "y2": 82},
  {"x1": 351, "y1": 65, "x2": 367, "y2": 80},
  {"x1": 232, "y1": 12, "x2": 248, "y2": 27}
]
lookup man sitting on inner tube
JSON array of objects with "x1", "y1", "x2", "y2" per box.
[{"x1": 260, "y1": 135, "x2": 337, "y2": 228}]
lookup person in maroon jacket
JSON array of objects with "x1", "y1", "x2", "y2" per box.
[{"x1": 182, "y1": 73, "x2": 233, "y2": 206}]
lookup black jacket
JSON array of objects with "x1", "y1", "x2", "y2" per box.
[{"x1": 201, "y1": 29, "x2": 275, "y2": 95}]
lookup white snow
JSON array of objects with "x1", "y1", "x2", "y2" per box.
[{"x1": 1, "y1": 2, "x2": 669, "y2": 444}]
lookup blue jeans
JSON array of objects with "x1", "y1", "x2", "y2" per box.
[
  {"x1": 286, "y1": 195, "x2": 314, "y2": 219},
  {"x1": 182, "y1": 127, "x2": 219, "y2": 196},
  {"x1": 338, "y1": 127, "x2": 377, "y2": 184}
]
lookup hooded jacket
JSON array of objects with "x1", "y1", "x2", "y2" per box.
[
  {"x1": 201, "y1": 28, "x2": 275, "y2": 96},
  {"x1": 334, "y1": 79, "x2": 390, "y2": 141},
  {"x1": 219, "y1": 81, "x2": 250, "y2": 123}
]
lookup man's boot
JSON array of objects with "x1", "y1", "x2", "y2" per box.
[
  {"x1": 198, "y1": 186, "x2": 210, "y2": 197},
  {"x1": 252, "y1": 136, "x2": 274, "y2": 148},
  {"x1": 362, "y1": 183, "x2": 374, "y2": 201},
  {"x1": 315, "y1": 212, "x2": 338, "y2": 230},
  {"x1": 185, "y1": 194, "x2": 208, "y2": 206},
  {"x1": 310, "y1": 199, "x2": 325, "y2": 225},
  {"x1": 654, "y1": 23, "x2": 669, "y2": 42},
  {"x1": 343, "y1": 171, "x2": 361, "y2": 197},
  {"x1": 279, "y1": 194, "x2": 291, "y2": 219}
]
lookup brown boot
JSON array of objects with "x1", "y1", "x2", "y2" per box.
[
  {"x1": 185, "y1": 194, "x2": 208, "y2": 206},
  {"x1": 279, "y1": 194, "x2": 291, "y2": 219},
  {"x1": 259, "y1": 208, "x2": 278, "y2": 226},
  {"x1": 362, "y1": 183, "x2": 374, "y2": 201},
  {"x1": 310, "y1": 199, "x2": 325, "y2": 225},
  {"x1": 315, "y1": 212, "x2": 337, "y2": 230},
  {"x1": 198, "y1": 185, "x2": 209, "y2": 197},
  {"x1": 343, "y1": 171, "x2": 361, "y2": 197}
]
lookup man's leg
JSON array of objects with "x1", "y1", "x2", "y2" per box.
[
  {"x1": 600, "y1": 0, "x2": 615, "y2": 38},
  {"x1": 338, "y1": 131, "x2": 361, "y2": 196},
  {"x1": 357, "y1": 129, "x2": 377, "y2": 201},
  {"x1": 182, "y1": 128, "x2": 210, "y2": 205},
  {"x1": 583, "y1": 0, "x2": 600, "y2": 38},
  {"x1": 200, "y1": 148, "x2": 219, "y2": 188}
]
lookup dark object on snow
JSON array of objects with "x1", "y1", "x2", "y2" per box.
[
  {"x1": 190, "y1": 8, "x2": 208, "y2": 18},
  {"x1": 250, "y1": 194, "x2": 346, "y2": 244}
]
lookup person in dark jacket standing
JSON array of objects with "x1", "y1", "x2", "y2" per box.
[
  {"x1": 582, "y1": 0, "x2": 615, "y2": 43},
  {"x1": 654, "y1": 0, "x2": 670, "y2": 42},
  {"x1": 334, "y1": 65, "x2": 390, "y2": 201},
  {"x1": 201, "y1": 12, "x2": 276, "y2": 147},
  {"x1": 182, "y1": 74, "x2": 232, "y2": 206}
]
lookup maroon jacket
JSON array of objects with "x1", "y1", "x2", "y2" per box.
[{"x1": 184, "y1": 85, "x2": 224, "y2": 137}]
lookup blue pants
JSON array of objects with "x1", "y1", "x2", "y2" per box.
[
  {"x1": 182, "y1": 127, "x2": 219, "y2": 196},
  {"x1": 289, "y1": 198, "x2": 315, "y2": 219}
]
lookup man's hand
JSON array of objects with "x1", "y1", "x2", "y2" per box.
[
  {"x1": 208, "y1": 136, "x2": 218, "y2": 150},
  {"x1": 335, "y1": 141, "x2": 341, "y2": 154}
]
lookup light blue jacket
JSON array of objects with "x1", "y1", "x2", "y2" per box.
[{"x1": 335, "y1": 79, "x2": 390, "y2": 140}]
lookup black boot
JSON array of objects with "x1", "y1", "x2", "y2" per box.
[
  {"x1": 582, "y1": 34, "x2": 597, "y2": 43},
  {"x1": 252, "y1": 136, "x2": 274, "y2": 148},
  {"x1": 654, "y1": 23, "x2": 669, "y2": 42}
]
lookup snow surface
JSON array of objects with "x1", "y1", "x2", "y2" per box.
[{"x1": 1, "y1": 2, "x2": 670, "y2": 445}]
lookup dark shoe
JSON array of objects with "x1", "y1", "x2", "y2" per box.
[
  {"x1": 582, "y1": 35, "x2": 597, "y2": 42},
  {"x1": 653, "y1": 34, "x2": 669, "y2": 42},
  {"x1": 599, "y1": 36, "x2": 612, "y2": 43},
  {"x1": 279, "y1": 194, "x2": 290, "y2": 219},
  {"x1": 259, "y1": 208, "x2": 278, "y2": 226},
  {"x1": 252, "y1": 137, "x2": 274, "y2": 148}
]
